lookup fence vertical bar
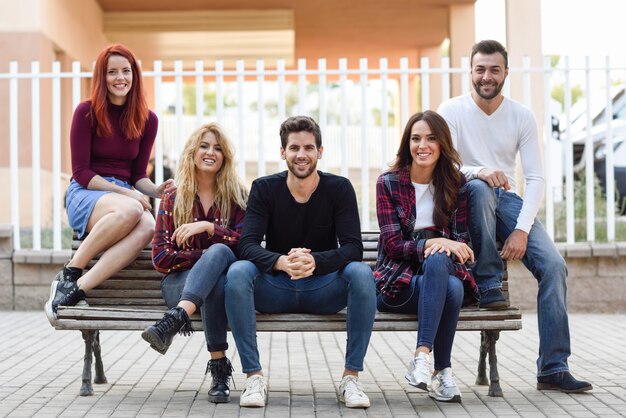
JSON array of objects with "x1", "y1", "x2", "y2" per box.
[
  {"x1": 257, "y1": 59, "x2": 265, "y2": 177},
  {"x1": 195, "y1": 60, "x2": 204, "y2": 127},
  {"x1": 360, "y1": 58, "x2": 370, "y2": 230},
  {"x1": 420, "y1": 56, "x2": 430, "y2": 111},
  {"x1": 215, "y1": 60, "x2": 224, "y2": 124},
  {"x1": 380, "y1": 57, "x2": 389, "y2": 171},
  {"x1": 298, "y1": 58, "x2": 306, "y2": 115},
  {"x1": 584, "y1": 57, "x2": 595, "y2": 241},
  {"x1": 318, "y1": 58, "x2": 328, "y2": 171},
  {"x1": 9, "y1": 61, "x2": 20, "y2": 250},
  {"x1": 605, "y1": 56, "x2": 615, "y2": 241},
  {"x1": 52, "y1": 61, "x2": 62, "y2": 250},
  {"x1": 31, "y1": 61, "x2": 41, "y2": 250},
  {"x1": 543, "y1": 56, "x2": 554, "y2": 239},
  {"x1": 277, "y1": 59, "x2": 286, "y2": 171},
  {"x1": 236, "y1": 60, "x2": 246, "y2": 179},
  {"x1": 441, "y1": 56, "x2": 450, "y2": 102},
  {"x1": 153, "y1": 61, "x2": 164, "y2": 200},
  {"x1": 523, "y1": 56, "x2": 532, "y2": 108},
  {"x1": 563, "y1": 57, "x2": 575, "y2": 243},
  {"x1": 174, "y1": 60, "x2": 184, "y2": 159},
  {"x1": 461, "y1": 57, "x2": 470, "y2": 94},
  {"x1": 339, "y1": 58, "x2": 348, "y2": 178},
  {"x1": 72, "y1": 61, "x2": 81, "y2": 110},
  {"x1": 400, "y1": 57, "x2": 409, "y2": 127}
]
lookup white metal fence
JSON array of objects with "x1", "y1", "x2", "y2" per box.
[{"x1": 2, "y1": 56, "x2": 625, "y2": 250}]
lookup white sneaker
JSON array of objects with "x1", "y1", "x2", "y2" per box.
[
  {"x1": 239, "y1": 375, "x2": 268, "y2": 407},
  {"x1": 405, "y1": 352, "x2": 431, "y2": 391},
  {"x1": 429, "y1": 367, "x2": 461, "y2": 403},
  {"x1": 338, "y1": 375, "x2": 370, "y2": 408}
]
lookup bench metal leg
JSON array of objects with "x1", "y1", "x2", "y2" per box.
[
  {"x1": 475, "y1": 330, "x2": 503, "y2": 397},
  {"x1": 79, "y1": 330, "x2": 107, "y2": 396},
  {"x1": 93, "y1": 330, "x2": 107, "y2": 384}
]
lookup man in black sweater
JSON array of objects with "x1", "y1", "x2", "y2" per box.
[{"x1": 225, "y1": 116, "x2": 376, "y2": 409}]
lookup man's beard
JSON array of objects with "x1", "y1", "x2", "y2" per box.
[
  {"x1": 286, "y1": 158, "x2": 317, "y2": 179},
  {"x1": 473, "y1": 79, "x2": 505, "y2": 100}
]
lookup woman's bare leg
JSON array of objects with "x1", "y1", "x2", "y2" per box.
[
  {"x1": 68, "y1": 193, "x2": 147, "y2": 269},
  {"x1": 76, "y1": 211, "x2": 154, "y2": 291}
]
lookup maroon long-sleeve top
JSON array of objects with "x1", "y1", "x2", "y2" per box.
[{"x1": 70, "y1": 101, "x2": 158, "y2": 187}]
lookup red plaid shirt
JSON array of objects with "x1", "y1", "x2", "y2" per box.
[
  {"x1": 152, "y1": 191, "x2": 246, "y2": 274},
  {"x1": 375, "y1": 168, "x2": 479, "y2": 305}
]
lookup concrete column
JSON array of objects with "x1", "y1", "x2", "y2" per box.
[
  {"x1": 505, "y1": 0, "x2": 544, "y2": 196},
  {"x1": 448, "y1": 3, "x2": 476, "y2": 97},
  {"x1": 505, "y1": 0, "x2": 544, "y2": 140}
]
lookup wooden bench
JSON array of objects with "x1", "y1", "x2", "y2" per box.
[{"x1": 52, "y1": 232, "x2": 522, "y2": 397}]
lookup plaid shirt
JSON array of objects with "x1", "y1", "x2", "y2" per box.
[
  {"x1": 152, "y1": 191, "x2": 246, "y2": 274},
  {"x1": 375, "y1": 168, "x2": 479, "y2": 304}
]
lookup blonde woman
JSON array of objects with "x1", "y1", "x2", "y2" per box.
[{"x1": 142, "y1": 123, "x2": 247, "y2": 404}]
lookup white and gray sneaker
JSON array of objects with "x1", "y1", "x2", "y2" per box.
[
  {"x1": 338, "y1": 375, "x2": 370, "y2": 408},
  {"x1": 405, "y1": 351, "x2": 431, "y2": 391},
  {"x1": 429, "y1": 367, "x2": 461, "y2": 403},
  {"x1": 239, "y1": 375, "x2": 268, "y2": 407}
]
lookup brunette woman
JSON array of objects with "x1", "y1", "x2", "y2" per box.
[
  {"x1": 142, "y1": 123, "x2": 247, "y2": 403},
  {"x1": 46, "y1": 44, "x2": 173, "y2": 321},
  {"x1": 375, "y1": 111, "x2": 479, "y2": 403}
]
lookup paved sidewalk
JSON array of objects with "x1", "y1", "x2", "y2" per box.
[{"x1": 0, "y1": 312, "x2": 624, "y2": 417}]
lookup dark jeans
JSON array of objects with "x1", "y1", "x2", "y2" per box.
[
  {"x1": 225, "y1": 260, "x2": 376, "y2": 373},
  {"x1": 377, "y1": 253, "x2": 463, "y2": 371},
  {"x1": 160, "y1": 243, "x2": 236, "y2": 352}
]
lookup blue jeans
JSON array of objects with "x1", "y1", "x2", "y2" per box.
[
  {"x1": 466, "y1": 179, "x2": 571, "y2": 376},
  {"x1": 160, "y1": 243, "x2": 236, "y2": 352},
  {"x1": 225, "y1": 260, "x2": 376, "y2": 373},
  {"x1": 377, "y1": 253, "x2": 463, "y2": 371}
]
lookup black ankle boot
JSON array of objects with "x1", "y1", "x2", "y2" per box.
[
  {"x1": 45, "y1": 279, "x2": 87, "y2": 322},
  {"x1": 207, "y1": 357, "x2": 233, "y2": 403},
  {"x1": 54, "y1": 264, "x2": 87, "y2": 306},
  {"x1": 141, "y1": 307, "x2": 193, "y2": 355},
  {"x1": 55, "y1": 264, "x2": 83, "y2": 282}
]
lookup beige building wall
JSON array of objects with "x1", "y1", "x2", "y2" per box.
[
  {"x1": 0, "y1": 0, "x2": 107, "y2": 225},
  {"x1": 0, "y1": 0, "x2": 480, "y2": 227}
]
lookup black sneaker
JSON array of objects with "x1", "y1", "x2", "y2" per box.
[
  {"x1": 141, "y1": 307, "x2": 193, "y2": 355},
  {"x1": 537, "y1": 371, "x2": 593, "y2": 393},
  {"x1": 54, "y1": 264, "x2": 88, "y2": 306},
  {"x1": 206, "y1": 357, "x2": 234, "y2": 403},
  {"x1": 478, "y1": 288, "x2": 509, "y2": 309},
  {"x1": 45, "y1": 279, "x2": 86, "y2": 322}
]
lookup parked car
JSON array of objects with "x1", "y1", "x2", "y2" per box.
[{"x1": 569, "y1": 120, "x2": 626, "y2": 213}]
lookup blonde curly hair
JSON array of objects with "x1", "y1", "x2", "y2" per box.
[{"x1": 173, "y1": 123, "x2": 247, "y2": 229}]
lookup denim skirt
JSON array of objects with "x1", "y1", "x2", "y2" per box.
[{"x1": 65, "y1": 176, "x2": 131, "y2": 239}]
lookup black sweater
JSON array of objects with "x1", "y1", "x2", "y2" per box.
[{"x1": 238, "y1": 171, "x2": 363, "y2": 275}]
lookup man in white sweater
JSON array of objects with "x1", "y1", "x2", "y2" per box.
[{"x1": 438, "y1": 40, "x2": 591, "y2": 393}]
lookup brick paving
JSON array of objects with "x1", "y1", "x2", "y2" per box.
[{"x1": 0, "y1": 312, "x2": 624, "y2": 417}]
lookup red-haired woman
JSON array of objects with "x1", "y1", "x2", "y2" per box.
[{"x1": 45, "y1": 44, "x2": 173, "y2": 321}]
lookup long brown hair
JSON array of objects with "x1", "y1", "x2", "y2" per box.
[
  {"x1": 389, "y1": 110, "x2": 462, "y2": 227},
  {"x1": 89, "y1": 44, "x2": 149, "y2": 140},
  {"x1": 173, "y1": 123, "x2": 248, "y2": 230}
]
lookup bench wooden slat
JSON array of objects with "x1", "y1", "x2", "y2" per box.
[
  {"x1": 53, "y1": 318, "x2": 522, "y2": 332},
  {"x1": 56, "y1": 306, "x2": 521, "y2": 324}
]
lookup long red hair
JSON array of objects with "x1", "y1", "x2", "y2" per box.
[{"x1": 89, "y1": 44, "x2": 149, "y2": 140}]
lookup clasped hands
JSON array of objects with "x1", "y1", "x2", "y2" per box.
[{"x1": 276, "y1": 248, "x2": 316, "y2": 280}]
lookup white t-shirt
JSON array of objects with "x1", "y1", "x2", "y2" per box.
[
  {"x1": 437, "y1": 93, "x2": 544, "y2": 233},
  {"x1": 413, "y1": 182, "x2": 435, "y2": 231}
]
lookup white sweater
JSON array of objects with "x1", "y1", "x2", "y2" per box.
[{"x1": 438, "y1": 93, "x2": 545, "y2": 233}]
